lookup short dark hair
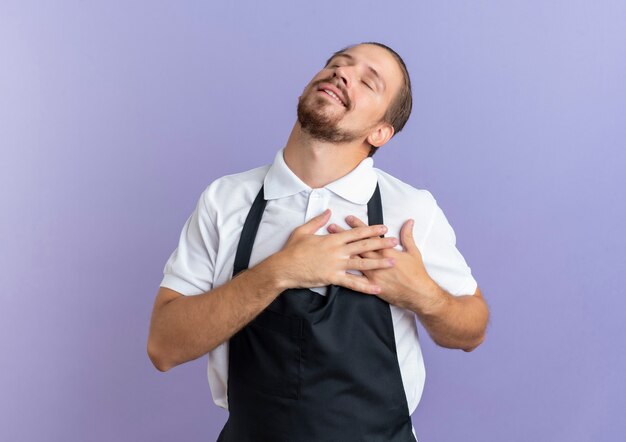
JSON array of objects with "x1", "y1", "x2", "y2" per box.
[{"x1": 324, "y1": 42, "x2": 412, "y2": 157}]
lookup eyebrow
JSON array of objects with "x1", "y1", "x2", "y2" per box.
[{"x1": 332, "y1": 53, "x2": 386, "y2": 92}]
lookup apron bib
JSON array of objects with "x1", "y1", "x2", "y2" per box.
[{"x1": 217, "y1": 182, "x2": 416, "y2": 442}]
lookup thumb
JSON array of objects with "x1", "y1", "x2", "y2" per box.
[
  {"x1": 297, "y1": 209, "x2": 332, "y2": 235},
  {"x1": 400, "y1": 219, "x2": 420, "y2": 255}
]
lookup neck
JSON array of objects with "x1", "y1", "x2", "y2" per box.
[{"x1": 283, "y1": 122, "x2": 371, "y2": 189}]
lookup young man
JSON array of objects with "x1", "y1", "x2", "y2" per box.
[{"x1": 148, "y1": 42, "x2": 490, "y2": 441}]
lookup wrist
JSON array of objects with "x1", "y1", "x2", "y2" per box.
[
  {"x1": 258, "y1": 251, "x2": 293, "y2": 292},
  {"x1": 416, "y1": 279, "x2": 451, "y2": 318}
]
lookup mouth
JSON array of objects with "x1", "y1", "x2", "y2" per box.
[{"x1": 317, "y1": 84, "x2": 347, "y2": 107}]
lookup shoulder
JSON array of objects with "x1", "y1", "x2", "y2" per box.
[
  {"x1": 203, "y1": 164, "x2": 270, "y2": 198},
  {"x1": 373, "y1": 167, "x2": 436, "y2": 209},
  {"x1": 199, "y1": 164, "x2": 271, "y2": 218},
  {"x1": 373, "y1": 168, "x2": 440, "y2": 245}
]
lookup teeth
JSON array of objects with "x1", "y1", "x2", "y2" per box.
[{"x1": 323, "y1": 89, "x2": 344, "y2": 106}]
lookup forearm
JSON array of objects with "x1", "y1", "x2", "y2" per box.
[
  {"x1": 150, "y1": 253, "x2": 288, "y2": 371},
  {"x1": 410, "y1": 282, "x2": 489, "y2": 352}
]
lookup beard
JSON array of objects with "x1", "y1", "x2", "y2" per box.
[{"x1": 296, "y1": 87, "x2": 362, "y2": 143}]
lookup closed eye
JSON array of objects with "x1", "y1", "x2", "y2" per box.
[{"x1": 362, "y1": 80, "x2": 373, "y2": 90}]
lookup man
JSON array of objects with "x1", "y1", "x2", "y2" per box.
[{"x1": 148, "y1": 42, "x2": 490, "y2": 441}]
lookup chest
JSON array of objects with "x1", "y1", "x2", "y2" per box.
[{"x1": 211, "y1": 188, "x2": 432, "y2": 291}]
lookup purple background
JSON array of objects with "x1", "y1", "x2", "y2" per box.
[{"x1": 2, "y1": 1, "x2": 625, "y2": 441}]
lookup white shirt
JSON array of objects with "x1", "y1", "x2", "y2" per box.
[{"x1": 160, "y1": 147, "x2": 478, "y2": 441}]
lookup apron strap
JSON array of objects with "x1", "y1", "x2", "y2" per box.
[
  {"x1": 368, "y1": 182, "x2": 384, "y2": 228},
  {"x1": 232, "y1": 185, "x2": 268, "y2": 277}
]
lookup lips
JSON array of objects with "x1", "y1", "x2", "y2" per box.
[{"x1": 317, "y1": 82, "x2": 347, "y2": 107}]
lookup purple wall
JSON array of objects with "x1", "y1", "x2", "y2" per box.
[{"x1": 2, "y1": 1, "x2": 625, "y2": 441}]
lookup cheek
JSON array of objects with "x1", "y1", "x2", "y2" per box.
[
  {"x1": 355, "y1": 97, "x2": 385, "y2": 121},
  {"x1": 311, "y1": 70, "x2": 331, "y2": 83},
  {"x1": 370, "y1": 98, "x2": 389, "y2": 122},
  {"x1": 303, "y1": 75, "x2": 322, "y2": 92}
]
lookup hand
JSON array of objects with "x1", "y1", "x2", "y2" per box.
[
  {"x1": 327, "y1": 215, "x2": 440, "y2": 311},
  {"x1": 276, "y1": 209, "x2": 400, "y2": 295}
]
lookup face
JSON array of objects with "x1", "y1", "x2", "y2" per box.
[{"x1": 297, "y1": 44, "x2": 404, "y2": 145}]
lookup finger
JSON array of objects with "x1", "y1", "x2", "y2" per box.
[
  {"x1": 296, "y1": 209, "x2": 332, "y2": 235},
  {"x1": 345, "y1": 216, "x2": 383, "y2": 246},
  {"x1": 346, "y1": 236, "x2": 398, "y2": 256},
  {"x1": 357, "y1": 250, "x2": 381, "y2": 260},
  {"x1": 380, "y1": 247, "x2": 400, "y2": 258},
  {"x1": 354, "y1": 250, "x2": 381, "y2": 260},
  {"x1": 336, "y1": 273, "x2": 381, "y2": 295},
  {"x1": 345, "y1": 215, "x2": 368, "y2": 228},
  {"x1": 329, "y1": 223, "x2": 380, "y2": 259},
  {"x1": 345, "y1": 256, "x2": 396, "y2": 272},
  {"x1": 400, "y1": 219, "x2": 419, "y2": 255},
  {"x1": 326, "y1": 223, "x2": 380, "y2": 258},
  {"x1": 336, "y1": 224, "x2": 388, "y2": 244},
  {"x1": 327, "y1": 223, "x2": 345, "y2": 234}
]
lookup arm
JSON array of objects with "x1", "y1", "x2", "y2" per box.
[
  {"x1": 148, "y1": 253, "x2": 287, "y2": 372},
  {"x1": 408, "y1": 283, "x2": 489, "y2": 352},
  {"x1": 148, "y1": 209, "x2": 399, "y2": 372}
]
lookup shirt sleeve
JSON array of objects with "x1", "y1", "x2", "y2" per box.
[
  {"x1": 419, "y1": 196, "x2": 478, "y2": 297},
  {"x1": 160, "y1": 188, "x2": 218, "y2": 296}
]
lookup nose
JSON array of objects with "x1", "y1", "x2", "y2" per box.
[{"x1": 332, "y1": 65, "x2": 350, "y2": 88}]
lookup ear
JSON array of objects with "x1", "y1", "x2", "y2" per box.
[{"x1": 366, "y1": 122, "x2": 395, "y2": 148}]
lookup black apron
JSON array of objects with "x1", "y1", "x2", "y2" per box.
[{"x1": 217, "y1": 183, "x2": 416, "y2": 442}]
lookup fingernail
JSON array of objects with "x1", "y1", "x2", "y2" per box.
[
  {"x1": 388, "y1": 258, "x2": 396, "y2": 266},
  {"x1": 410, "y1": 219, "x2": 414, "y2": 228},
  {"x1": 380, "y1": 225, "x2": 387, "y2": 233},
  {"x1": 373, "y1": 286, "x2": 381, "y2": 293}
]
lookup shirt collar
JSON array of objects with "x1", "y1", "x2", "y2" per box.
[{"x1": 263, "y1": 147, "x2": 378, "y2": 204}]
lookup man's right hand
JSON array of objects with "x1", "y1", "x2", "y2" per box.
[{"x1": 273, "y1": 209, "x2": 399, "y2": 294}]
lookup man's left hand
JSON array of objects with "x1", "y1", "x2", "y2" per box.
[{"x1": 327, "y1": 215, "x2": 442, "y2": 313}]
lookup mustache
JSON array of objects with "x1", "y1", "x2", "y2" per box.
[{"x1": 312, "y1": 78, "x2": 350, "y2": 108}]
